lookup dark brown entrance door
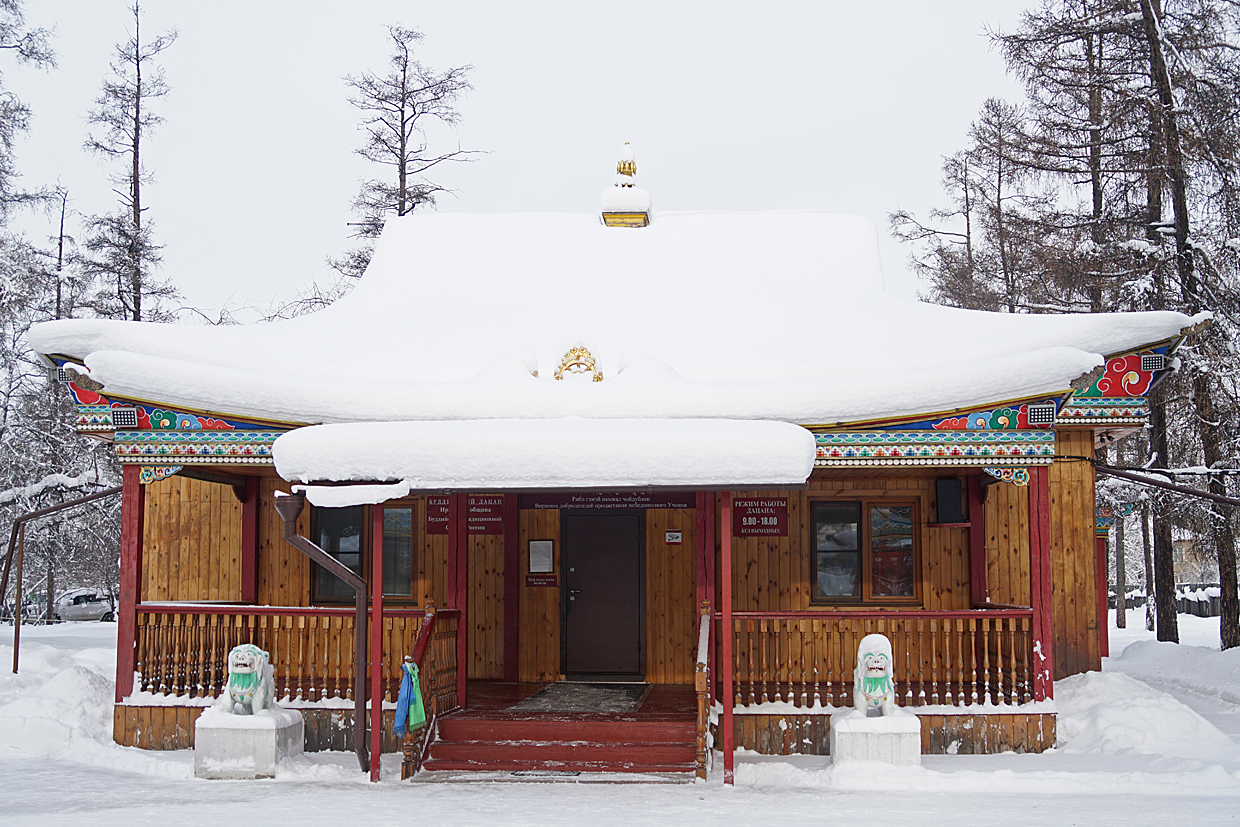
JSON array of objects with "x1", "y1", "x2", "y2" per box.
[{"x1": 562, "y1": 512, "x2": 645, "y2": 679}]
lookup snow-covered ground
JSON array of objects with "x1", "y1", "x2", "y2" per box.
[{"x1": 1, "y1": 615, "x2": 1237, "y2": 826}]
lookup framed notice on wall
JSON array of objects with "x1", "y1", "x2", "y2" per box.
[
  {"x1": 733, "y1": 498, "x2": 789, "y2": 536},
  {"x1": 529, "y1": 540, "x2": 554, "y2": 573}
]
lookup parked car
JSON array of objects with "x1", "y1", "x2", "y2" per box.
[{"x1": 54, "y1": 588, "x2": 116, "y2": 622}]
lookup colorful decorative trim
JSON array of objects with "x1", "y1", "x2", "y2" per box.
[
  {"x1": 814, "y1": 431, "x2": 1056, "y2": 467},
  {"x1": 875, "y1": 397, "x2": 1063, "y2": 432},
  {"x1": 139, "y1": 465, "x2": 183, "y2": 484},
  {"x1": 983, "y1": 467, "x2": 1029, "y2": 486},
  {"x1": 1077, "y1": 350, "x2": 1165, "y2": 398},
  {"x1": 1057, "y1": 396, "x2": 1149, "y2": 424},
  {"x1": 74, "y1": 405, "x2": 116, "y2": 432},
  {"x1": 114, "y1": 431, "x2": 279, "y2": 465},
  {"x1": 1095, "y1": 503, "x2": 1138, "y2": 536}
]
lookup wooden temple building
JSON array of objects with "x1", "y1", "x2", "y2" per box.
[{"x1": 29, "y1": 152, "x2": 1204, "y2": 781}]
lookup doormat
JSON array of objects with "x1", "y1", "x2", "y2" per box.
[{"x1": 507, "y1": 682, "x2": 649, "y2": 714}]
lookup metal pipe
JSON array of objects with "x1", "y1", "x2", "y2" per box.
[
  {"x1": 11, "y1": 526, "x2": 22, "y2": 673},
  {"x1": 0, "y1": 485, "x2": 122, "y2": 612},
  {"x1": 273, "y1": 492, "x2": 369, "y2": 774},
  {"x1": 1062, "y1": 456, "x2": 1240, "y2": 508}
]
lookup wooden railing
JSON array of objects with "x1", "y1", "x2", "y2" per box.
[
  {"x1": 722, "y1": 609, "x2": 1034, "y2": 708},
  {"x1": 401, "y1": 602, "x2": 450, "y2": 779},
  {"x1": 133, "y1": 603, "x2": 459, "y2": 708},
  {"x1": 694, "y1": 600, "x2": 711, "y2": 780}
]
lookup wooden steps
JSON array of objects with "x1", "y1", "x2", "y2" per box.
[{"x1": 421, "y1": 715, "x2": 698, "y2": 775}]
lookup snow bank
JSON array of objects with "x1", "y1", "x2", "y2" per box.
[{"x1": 1055, "y1": 670, "x2": 1239, "y2": 763}]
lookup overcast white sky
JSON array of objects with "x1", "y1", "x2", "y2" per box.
[{"x1": 9, "y1": 1, "x2": 1031, "y2": 316}]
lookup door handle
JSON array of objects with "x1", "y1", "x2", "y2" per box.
[{"x1": 569, "y1": 589, "x2": 581, "y2": 601}]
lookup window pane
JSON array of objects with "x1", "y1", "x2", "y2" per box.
[
  {"x1": 814, "y1": 502, "x2": 859, "y2": 551},
  {"x1": 870, "y1": 505, "x2": 914, "y2": 597},
  {"x1": 383, "y1": 508, "x2": 413, "y2": 598},
  {"x1": 816, "y1": 552, "x2": 860, "y2": 597},
  {"x1": 314, "y1": 506, "x2": 363, "y2": 601}
]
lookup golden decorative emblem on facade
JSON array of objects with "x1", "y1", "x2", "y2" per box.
[{"x1": 554, "y1": 346, "x2": 603, "y2": 382}]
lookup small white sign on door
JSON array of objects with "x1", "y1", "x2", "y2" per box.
[{"x1": 665, "y1": 530, "x2": 683, "y2": 545}]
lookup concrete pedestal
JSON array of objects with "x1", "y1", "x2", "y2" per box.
[
  {"x1": 194, "y1": 705, "x2": 304, "y2": 779},
  {"x1": 829, "y1": 708, "x2": 921, "y2": 765}
]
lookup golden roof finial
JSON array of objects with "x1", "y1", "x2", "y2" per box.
[{"x1": 616, "y1": 142, "x2": 637, "y2": 181}]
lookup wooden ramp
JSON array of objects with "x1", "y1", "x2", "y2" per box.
[{"x1": 420, "y1": 682, "x2": 698, "y2": 777}]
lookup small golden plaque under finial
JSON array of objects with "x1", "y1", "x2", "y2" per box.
[{"x1": 554, "y1": 345, "x2": 603, "y2": 382}]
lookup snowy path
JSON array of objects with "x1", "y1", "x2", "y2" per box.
[
  {"x1": 2, "y1": 619, "x2": 1240, "y2": 826},
  {"x1": 1106, "y1": 613, "x2": 1240, "y2": 747}
]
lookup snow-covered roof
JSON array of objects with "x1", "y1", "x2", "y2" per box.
[
  {"x1": 277, "y1": 419, "x2": 817, "y2": 500},
  {"x1": 29, "y1": 211, "x2": 1204, "y2": 427}
]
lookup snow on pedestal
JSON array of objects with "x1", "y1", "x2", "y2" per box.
[
  {"x1": 194, "y1": 705, "x2": 304, "y2": 779},
  {"x1": 829, "y1": 707, "x2": 922, "y2": 766}
]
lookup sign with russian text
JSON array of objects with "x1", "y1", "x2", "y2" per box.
[
  {"x1": 517, "y1": 492, "x2": 695, "y2": 510},
  {"x1": 525, "y1": 575, "x2": 558, "y2": 588},
  {"x1": 467, "y1": 495, "x2": 505, "y2": 534},
  {"x1": 733, "y1": 498, "x2": 788, "y2": 536},
  {"x1": 426, "y1": 497, "x2": 451, "y2": 535}
]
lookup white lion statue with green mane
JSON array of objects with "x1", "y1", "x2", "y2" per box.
[
  {"x1": 218, "y1": 643, "x2": 274, "y2": 715},
  {"x1": 853, "y1": 633, "x2": 896, "y2": 716}
]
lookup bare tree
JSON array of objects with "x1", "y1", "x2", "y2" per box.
[
  {"x1": 81, "y1": 1, "x2": 176, "y2": 322},
  {"x1": 329, "y1": 25, "x2": 475, "y2": 281},
  {"x1": 0, "y1": 0, "x2": 53, "y2": 219}
]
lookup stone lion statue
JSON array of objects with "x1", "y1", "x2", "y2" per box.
[
  {"x1": 853, "y1": 633, "x2": 896, "y2": 716},
  {"x1": 217, "y1": 643, "x2": 275, "y2": 715}
]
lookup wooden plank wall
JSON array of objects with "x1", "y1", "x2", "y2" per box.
[
  {"x1": 517, "y1": 509, "x2": 561, "y2": 681},
  {"x1": 724, "y1": 711, "x2": 1055, "y2": 755},
  {"x1": 256, "y1": 475, "x2": 311, "y2": 606},
  {"x1": 723, "y1": 475, "x2": 975, "y2": 612},
  {"x1": 1049, "y1": 431, "x2": 1100, "y2": 677},
  {"x1": 645, "y1": 508, "x2": 696, "y2": 684},
  {"x1": 142, "y1": 476, "x2": 242, "y2": 601},
  {"x1": 468, "y1": 532, "x2": 505, "y2": 679},
  {"x1": 513, "y1": 508, "x2": 699, "y2": 684},
  {"x1": 984, "y1": 479, "x2": 1032, "y2": 606}
]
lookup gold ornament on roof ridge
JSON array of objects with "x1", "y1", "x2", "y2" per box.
[
  {"x1": 616, "y1": 141, "x2": 636, "y2": 183},
  {"x1": 554, "y1": 345, "x2": 603, "y2": 382}
]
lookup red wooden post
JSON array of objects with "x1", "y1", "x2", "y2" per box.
[
  {"x1": 240, "y1": 476, "x2": 258, "y2": 605},
  {"x1": 1095, "y1": 534, "x2": 1109, "y2": 658},
  {"x1": 694, "y1": 492, "x2": 708, "y2": 613},
  {"x1": 502, "y1": 494, "x2": 519, "y2": 682},
  {"x1": 115, "y1": 464, "x2": 145, "y2": 702},
  {"x1": 454, "y1": 493, "x2": 469, "y2": 710},
  {"x1": 1029, "y1": 467, "x2": 1054, "y2": 700},
  {"x1": 721, "y1": 491, "x2": 734, "y2": 785},
  {"x1": 967, "y1": 476, "x2": 988, "y2": 606},
  {"x1": 370, "y1": 505, "x2": 384, "y2": 781}
]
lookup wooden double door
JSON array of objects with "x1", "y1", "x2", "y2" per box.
[{"x1": 561, "y1": 512, "x2": 645, "y2": 679}]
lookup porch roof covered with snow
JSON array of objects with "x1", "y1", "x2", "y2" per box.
[
  {"x1": 281, "y1": 418, "x2": 818, "y2": 507},
  {"x1": 30, "y1": 210, "x2": 1204, "y2": 429}
]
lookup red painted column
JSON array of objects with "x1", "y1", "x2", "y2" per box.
[
  {"x1": 369, "y1": 505, "x2": 384, "y2": 781},
  {"x1": 1095, "y1": 535, "x2": 1109, "y2": 658},
  {"x1": 967, "y1": 476, "x2": 988, "y2": 606},
  {"x1": 694, "y1": 492, "x2": 708, "y2": 610},
  {"x1": 240, "y1": 476, "x2": 259, "y2": 604},
  {"x1": 115, "y1": 464, "x2": 145, "y2": 702},
  {"x1": 1030, "y1": 467, "x2": 1055, "y2": 700},
  {"x1": 502, "y1": 494, "x2": 519, "y2": 681},
  {"x1": 720, "y1": 491, "x2": 734, "y2": 785},
  {"x1": 454, "y1": 494, "x2": 469, "y2": 710}
]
